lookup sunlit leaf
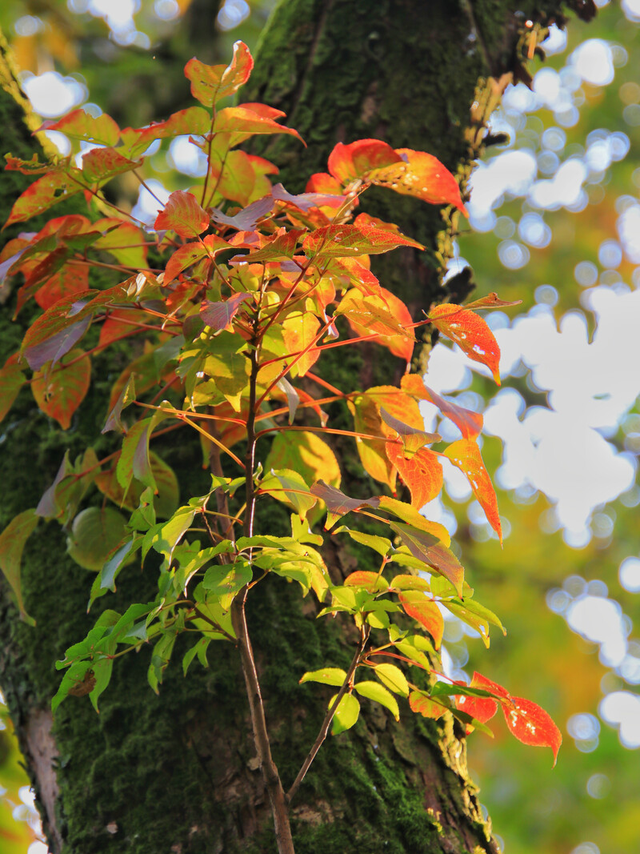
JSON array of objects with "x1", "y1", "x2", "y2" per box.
[
  {"x1": 428, "y1": 303, "x2": 501, "y2": 384},
  {"x1": 371, "y1": 148, "x2": 468, "y2": 216},
  {"x1": 372, "y1": 663, "x2": 409, "y2": 697},
  {"x1": 409, "y1": 691, "x2": 446, "y2": 719},
  {"x1": 4, "y1": 169, "x2": 83, "y2": 228},
  {"x1": 344, "y1": 571, "x2": 389, "y2": 592},
  {"x1": 40, "y1": 109, "x2": 120, "y2": 146},
  {"x1": 390, "y1": 522, "x2": 464, "y2": 596},
  {"x1": 502, "y1": 696, "x2": 563, "y2": 765},
  {"x1": 184, "y1": 41, "x2": 254, "y2": 107},
  {"x1": 330, "y1": 692, "x2": 360, "y2": 734},
  {"x1": 401, "y1": 374, "x2": 483, "y2": 440},
  {"x1": 164, "y1": 234, "x2": 230, "y2": 284},
  {"x1": 300, "y1": 668, "x2": 347, "y2": 687},
  {"x1": 398, "y1": 592, "x2": 444, "y2": 648},
  {"x1": 354, "y1": 681, "x2": 400, "y2": 720},
  {"x1": 155, "y1": 190, "x2": 210, "y2": 238},
  {"x1": 303, "y1": 222, "x2": 423, "y2": 259},
  {"x1": 385, "y1": 443, "x2": 443, "y2": 509},
  {"x1": 200, "y1": 291, "x2": 253, "y2": 332},
  {"x1": 443, "y1": 439, "x2": 502, "y2": 543},
  {"x1": 328, "y1": 139, "x2": 404, "y2": 184}
]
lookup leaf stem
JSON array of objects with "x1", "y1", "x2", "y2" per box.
[{"x1": 287, "y1": 624, "x2": 370, "y2": 804}]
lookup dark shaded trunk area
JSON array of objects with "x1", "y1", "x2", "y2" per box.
[{"x1": 0, "y1": 3, "x2": 586, "y2": 852}]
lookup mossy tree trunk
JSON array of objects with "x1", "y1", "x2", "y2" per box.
[{"x1": 1, "y1": 3, "x2": 588, "y2": 853}]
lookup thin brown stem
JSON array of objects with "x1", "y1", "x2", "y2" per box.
[{"x1": 287, "y1": 625, "x2": 370, "y2": 804}]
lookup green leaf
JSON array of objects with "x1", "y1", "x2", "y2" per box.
[
  {"x1": 0, "y1": 354, "x2": 26, "y2": 423},
  {"x1": 183, "y1": 637, "x2": 211, "y2": 675},
  {"x1": 300, "y1": 667, "x2": 348, "y2": 687},
  {"x1": 148, "y1": 629, "x2": 177, "y2": 693},
  {"x1": 102, "y1": 374, "x2": 136, "y2": 434},
  {"x1": 334, "y1": 527, "x2": 393, "y2": 557},
  {"x1": 51, "y1": 660, "x2": 94, "y2": 714},
  {"x1": 89, "y1": 657, "x2": 114, "y2": 712},
  {"x1": 260, "y1": 468, "x2": 317, "y2": 518},
  {"x1": 145, "y1": 505, "x2": 198, "y2": 562},
  {"x1": 0, "y1": 508, "x2": 38, "y2": 623},
  {"x1": 354, "y1": 681, "x2": 400, "y2": 720},
  {"x1": 66, "y1": 507, "x2": 128, "y2": 572},
  {"x1": 372, "y1": 663, "x2": 409, "y2": 697},
  {"x1": 89, "y1": 537, "x2": 142, "y2": 607},
  {"x1": 203, "y1": 560, "x2": 252, "y2": 610},
  {"x1": 330, "y1": 693, "x2": 360, "y2": 735}
]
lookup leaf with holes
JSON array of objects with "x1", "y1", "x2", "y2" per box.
[
  {"x1": 502, "y1": 697, "x2": 562, "y2": 765},
  {"x1": 31, "y1": 348, "x2": 91, "y2": 430},
  {"x1": 443, "y1": 439, "x2": 502, "y2": 543},
  {"x1": 428, "y1": 304, "x2": 501, "y2": 384},
  {"x1": 371, "y1": 149, "x2": 468, "y2": 216}
]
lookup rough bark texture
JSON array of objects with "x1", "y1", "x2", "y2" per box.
[{"x1": 0, "y1": 3, "x2": 587, "y2": 853}]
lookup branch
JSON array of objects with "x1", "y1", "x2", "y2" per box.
[{"x1": 287, "y1": 625, "x2": 370, "y2": 804}]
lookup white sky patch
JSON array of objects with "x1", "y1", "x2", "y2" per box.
[
  {"x1": 617, "y1": 203, "x2": 640, "y2": 263},
  {"x1": 570, "y1": 39, "x2": 615, "y2": 87},
  {"x1": 21, "y1": 71, "x2": 87, "y2": 118},
  {"x1": 599, "y1": 691, "x2": 640, "y2": 747},
  {"x1": 130, "y1": 179, "x2": 171, "y2": 226}
]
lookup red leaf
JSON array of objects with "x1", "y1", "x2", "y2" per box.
[
  {"x1": 40, "y1": 109, "x2": 120, "y2": 146},
  {"x1": 98, "y1": 308, "x2": 151, "y2": 348},
  {"x1": 31, "y1": 348, "x2": 91, "y2": 430},
  {"x1": 155, "y1": 190, "x2": 209, "y2": 238},
  {"x1": 213, "y1": 107, "x2": 304, "y2": 144},
  {"x1": 344, "y1": 285, "x2": 415, "y2": 363},
  {"x1": 502, "y1": 696, "x2": 563, "y2": 765},
  {"x1": 327, "y1": 139, "x2": 404, "y2": 184},
  {"x1": 344, "y1": 571, "x2": 388, "y2": 592},
  {"x1": 184, "y1": 41, "x2": 254, "y2": 107},
  {"x1": 81, "y1": 148, "x2": 140, "y2": 184},
  {"x1": 123, "y1": 106, "x2": 210, "y2": 158},
  {"x1": 428, "y1": 303, "x2": 501, "y2": 384},
  {"x1": 409, "y1": 690, "x2": 446, "y2": 720},
  {"x1": 200, "y1": 292, "x2": 253, "y2": 332},
  {"x1": 385, "y1": 443, "x2": 443, "y2": 509},
  {"x1": 398, "y1": 592, "x2": 444, "y2": 648},
  {"x1": 303, "y1": 222, "x2": 423, "y2": 259},
  {"x1": 0, "y1": 353, "x2": 26, "y2": 423},
  {"x1": 401, "y1": 375, "x2": 483, "y2": 440},
  {"x1": 470, "y1": 671, "x2": 511, "y2": 700},
  {"x1": 454, "y1": 692, "x2": 498, "y2": 729},
  {"x1": 465, "y1": 292, "x2": 522, "y2": 310},
  {"x1": 4, "y1": 170, "x2": 83, "y2": 228},
  {"x1": 443, "y1": 439, "x2": 502, "y2": 543},
  {"x1": 164, "y1": 234, "x2": 230, "y2": 284},
  {"x1": 35, "y1": 263, "x2": 89, "y2": 310},
  {"x1": 371, "y1": 148, "x2": 468, "y2": 216}
]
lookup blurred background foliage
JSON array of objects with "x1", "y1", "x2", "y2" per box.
[{"x1": 1, "y1": 2, "x2": 639, "y2": 854}]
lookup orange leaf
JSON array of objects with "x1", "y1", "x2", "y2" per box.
[
  {"x1": 40, "y1": 108, "x2": 120, "y2": 146},
  {"x1": 35, "y1": 263, "x2": 89, "y2": 310},
  {"x1": 282, "y1": 311, "x2": 322, "y2": 377},
  {"x1": 443, "y1": 439, "x2": 501, "y2": 543},
  {"x1": 122, "y1": 106, "x2": 210, "y2": 158},
  {"x1": 303, "y1": 222, "x2": 423, "y2": 259},
  {"x1": 371, "y1": 148, "x2": 468, "y2": 216},
  {"x1": 344, "y1": 571, "x2": 388, "y2": 592},
  {"x1": 344, "y1": 286, "x2": 415, "y2": 363},
  {"x1": 164, "y1": 234, "x2": 230, "y2": 284},
  {"x1": 401, "y1": 375, "x2": 483, "y2": 440},
  {"x1": 409, "y1": 690, "x2": 446, "y2": 719},
  {"x1": 428, "y1": 304, "x2": 501, "y2": 384},
  {"x1": 385, "y1": 443, "x2": 443, "y2": 509},
  {"x1": 502, "y1": 697, "x2": 563, "y2": 766},
  {"x1": 4, "y1": 170, "x2": 83, "y2": 229},
  {"x1": 98, "y1": 308, "x2": 152, "y2": 348},
  {"x1": 81, "y1": 147, "x2": 140, "y2": 184},
  {"x1": 184, "y1": 41, "x2": 254, "y2": 107},
  {"x1": 398, "y1": 592, "x2": 444, "y2": 648},
  {"x1": 327, "y1": 139, "x2": 404, "y2": 184},
  {"x1": 213, "y1": 106, "x2": 304, "y2": 144},
  {"x1": 155, "y1": 190, "x2": 209, "y2": 238},
  {"x1": 31, "y1": 348, "x2": 91, "y2": 430}
]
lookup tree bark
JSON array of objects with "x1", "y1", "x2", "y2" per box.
[{"x1": 0, "y1": 3, "x2": 590, "y2": 853}]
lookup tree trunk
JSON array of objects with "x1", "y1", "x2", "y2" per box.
[{"x1": 0, "y1": 3, "x2": 590, "y2": 853}]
